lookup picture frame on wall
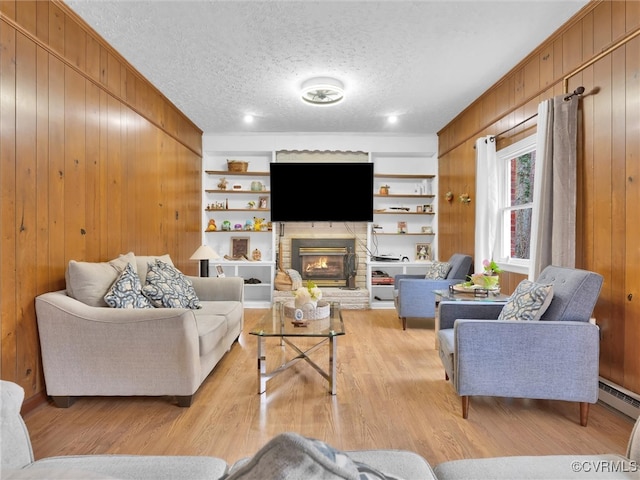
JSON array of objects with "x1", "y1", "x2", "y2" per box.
[
  {"x1": 415, "y1": 243, "x2": 432, "y2": 261},
  {"x1": 231, "y1": 237, "x2": 250, "y2": 259}
]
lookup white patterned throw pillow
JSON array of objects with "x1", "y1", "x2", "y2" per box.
[
  {"x1": 424, "y1": 261, "x2": 452, "y2": 280},
  {"x1": 142, "y1": 260, "x2": 202, "y2": 309},
  {"x1": 498, "y1": 280, "x2": 554, "y2": 321},
  {"x1": 104, "y1": 263, "x2": 154, "y2": 309}
]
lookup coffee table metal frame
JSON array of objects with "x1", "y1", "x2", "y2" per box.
[{"x1": 249, "y1": 301, "x2": 345, "y2": 395}]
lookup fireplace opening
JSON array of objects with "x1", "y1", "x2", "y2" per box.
[{"x1": 291, "y1": 238, "x2": 356, "y2": 287}]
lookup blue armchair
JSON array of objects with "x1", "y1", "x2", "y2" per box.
[
  {"x1": 437, "y1": 265, "x2": 604, "y2": 426},
  {"x1": 394, "y1": 254, "x2": 472, "y2": 330}
]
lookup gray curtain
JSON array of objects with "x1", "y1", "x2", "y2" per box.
[{"x1": 529, "y1": 95, "x2": 579, "y2": 280}]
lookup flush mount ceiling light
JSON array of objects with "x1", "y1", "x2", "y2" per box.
[{"x1": 301, "y1": 77, "x2": 344, "y2": 106}]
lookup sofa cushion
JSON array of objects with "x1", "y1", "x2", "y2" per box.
[
  {"x1": 194, "y1": 313, "x2": 227, "y2": 355},
  {"x1": 104, "y1": 263, "x2": 154, "y2": 309},
  {"x1": 65, "y1": 252, "x2": 135, "y2": 307},
  {"x1": 497, "y1": 280, "x2": 554, "y2": 322},
  {"x1": 26, "y1": 455, "x2": 228, "y2": 480},
  {"x1": 424, "y1": 262, "x2": 451, "y2": 280},
  {"x1": 226, "y1": 432, "x2": 394, "y2": 480},
  {"x1": 142, "y1": 260, "x2": 201, "y2": 309}
]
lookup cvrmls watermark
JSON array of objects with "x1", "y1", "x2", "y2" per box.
[{"x1": 571, "y1": 460, "x2": 638, "y2": 473}]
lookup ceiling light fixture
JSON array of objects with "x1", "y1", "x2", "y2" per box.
[
  {"x1": 301, "y1": 77, "x2": 344, "y2": 106},
  {"x1": 243, "y1": 114, "x2": 254, "y2": 124},
  {"x1": 387, "y1": 115, "x2": 398, "y2": 124}
]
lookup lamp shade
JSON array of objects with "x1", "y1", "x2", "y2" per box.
[{"x1": 190, "y1": 245, "x2": 220, "y2": 260}]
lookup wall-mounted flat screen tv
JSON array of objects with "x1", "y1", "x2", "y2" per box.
[{"x1": 270, "y1": 162, "x2": 374, "y2": 222}]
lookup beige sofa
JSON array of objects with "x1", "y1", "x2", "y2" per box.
[{"x1": 35, "y1": 253, "x2": 244, "y2": 407}]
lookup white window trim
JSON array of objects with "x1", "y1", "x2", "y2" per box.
[{"x1": 495, "y1": 134, "x2": 536, "y2": 275}]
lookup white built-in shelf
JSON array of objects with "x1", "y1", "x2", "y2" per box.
[
  {"x1": 205, "y1": 189, "x2": 271, "y2": 194},
  {"x1": 205, "y1": 170, "x2": 270, "y2": 176},
  {"x1": 374, "y1": 173, "x2": 435, "y2": 179},
  {"x1": 374, "y1": 211, "x2": 435, "y2": 215},
  {"x1": 205, "y1": 208, "x2": 270, "y2": 212},
  {"x1": 374, "y1": 193, "x2": 435, "y2": 198}
]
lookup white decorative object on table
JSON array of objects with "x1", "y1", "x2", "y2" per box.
[
  {"x1": 294, "y1": 281, "x2": 322, "y2": 309},
  {"x1": 284, "y1": 301, "x2": 330, "y2": 320}
]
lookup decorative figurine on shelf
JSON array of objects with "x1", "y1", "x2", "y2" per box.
[
  {"x1": 205, "y1": 219, "x2": 217, "y2": 232},
  {"x1": 252, "y1": 248, "x2": 262, "y2": 261},
  {"x1": 244, "y1": 219, "x2": 254, "y2": 231},
  {"x1": 234, "y1": 223, "x2": 243, "y2": 230},
  {"x1": 221, "y1": 220, "x2": 231, "y2": 231},
  {"x1": 253, "y1": 217, "x2": 265, "y2": 231},
  {"x1": 217, "y1": 177, "x2": 228, "y2": 190},
  {"x1": 247, "y1": 201, "x2": 256, "y2": 209}
]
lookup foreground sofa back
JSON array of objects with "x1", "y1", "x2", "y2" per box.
[
  {"x1": 0, "y1": 380, "x2": 229, "y2": 479},
  {"x1": 434, "y1": 414, "x2": 640, "y2": 479},
  {"x1": 1, "y1": 380, "x2": 437, "y2": 480},
  {"x1": 35, "y1": 253, "x2": 244, "y2": 407}
]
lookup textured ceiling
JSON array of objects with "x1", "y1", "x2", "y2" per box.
[{"x1": 66, "y1": 0, "x2": 589, "y2": 135}]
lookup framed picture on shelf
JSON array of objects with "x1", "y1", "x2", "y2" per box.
[
  {"x1": 258, "y1": 196, "x2": 268, "y2": 209},
  {"x1": 415, "y1": 243, "x2": 432, "y2": 261},
  {"x1": 397, "y1": 221, "x2": 408, "y2": 234},
  {"x1": 231, "y1": 237, "x2": 250, "y2": 259},
  {"x1": 215, "y1": 264, "x2": 225, "y2": 277}
]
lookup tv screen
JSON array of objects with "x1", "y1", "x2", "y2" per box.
[{"x1": 270, "y1": 162, "x2": 374, "y2": 222}]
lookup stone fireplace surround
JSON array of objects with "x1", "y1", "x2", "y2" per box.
[{"x1": 275, "y1": 222, "x2": 368, "y2": 289}]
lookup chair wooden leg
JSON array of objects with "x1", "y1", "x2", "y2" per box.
[
  {"x1": 580, "y1": 402, "x2": 589, "y2": 427},
  {"x1": 445, "y1": 372, "x2": 449, "y2": 381},
  {"x1": 461, "y1": 396, "x2": 469, "y2": 419},
  {"x1": 401, "y1": 317, "x2": 407, "y2": 330}
]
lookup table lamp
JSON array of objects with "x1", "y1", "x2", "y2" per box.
[{"x1": 190, "y1": 245, "x2": 220, "y2": 277}]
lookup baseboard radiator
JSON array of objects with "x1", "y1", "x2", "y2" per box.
[{"x1": 599, "y1": 377, "x2": 640, "y2": 420}]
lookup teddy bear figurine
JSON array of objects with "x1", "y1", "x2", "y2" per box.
[{"x1": 205, "y1": 219, "x2": 217, "y2": 232}]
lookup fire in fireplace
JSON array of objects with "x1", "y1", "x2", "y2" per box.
[{"x1": 291, "y1": 238, "x2": 356, "y2": 287}]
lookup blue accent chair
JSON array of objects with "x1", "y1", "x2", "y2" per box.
[
  {"x1": 437, "y1": 265, "x2": 604, "y2": 426},
  {"x1": 394, "y1": 253, "x2": 472, "y2": 330}
]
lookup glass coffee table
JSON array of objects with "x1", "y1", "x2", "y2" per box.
[{"x1": 249, "y1": 302, "x2": 345, "y2": 395}]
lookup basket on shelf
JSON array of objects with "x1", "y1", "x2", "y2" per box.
[{"x1": 227, "y1": 160, "x2": 249, "y2": 172}]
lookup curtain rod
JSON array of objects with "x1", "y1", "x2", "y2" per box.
[{"x1": 489, "y1": 86, "x2": 585, "y2": 142}]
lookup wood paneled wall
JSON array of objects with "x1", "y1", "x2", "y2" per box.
[
  {"x1": 437, "y1": 0, "x2": 640, "y2": 394},
  {"x1": 0, "y1": 1, "x2": 203, "y2": 406}
]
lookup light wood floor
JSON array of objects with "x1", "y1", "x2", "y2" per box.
[{"x1": 24, "y1": 309, "x2": 635, "y2": 467}]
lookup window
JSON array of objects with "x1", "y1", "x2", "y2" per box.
[{"x1": 496, "y1": 135, "x2": 536, "y2": 272}]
